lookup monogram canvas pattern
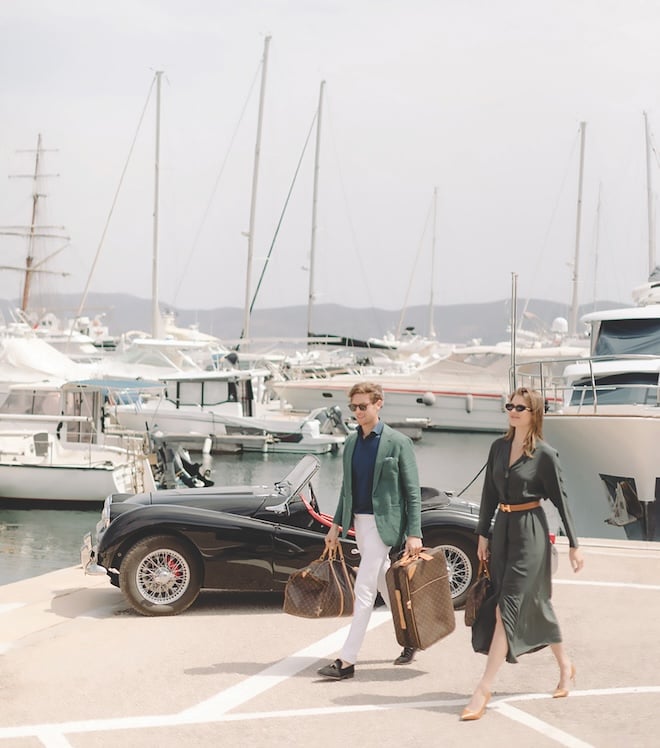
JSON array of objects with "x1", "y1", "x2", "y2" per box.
[
  {"x1": 386, "y1": 547, "x2": 456, "y2": 650},
  {"x1": 283, "y1": 546, "x2": 356, "y2": 618}
]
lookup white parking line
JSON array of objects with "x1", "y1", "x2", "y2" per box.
[
  {"x1": 494, "y1": 701, "x2": 595, "y2": 748},
  {"x1": 180, "y1": 609, "x2": 391, "y2": 718},
  {"x1": 554, "y1": 580, "x2": 660, "y2": 591},
  {"x1": 0, "y1": 602, "x2": 24, "y2": 614},
  {"x1": 0, "y1": 603, "x2": 25, "y2": 654},
  {"x1": 4, "y1": 687, "x2": 660, "y2": 747},
  {"x1": 1, "y1": 597, "x2": 658, "y2": 747}
]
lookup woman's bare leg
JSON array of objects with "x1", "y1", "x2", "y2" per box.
[
  {"x1": 550, "y1": 642, "x2": 574, "y2": 692},
  {"x1": 466, "y1": 607, "x2": 507, "y2": 711}
]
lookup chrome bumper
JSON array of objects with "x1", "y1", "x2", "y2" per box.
[{"x1": 80, "y1": 532, "x2": 107, "y2": 576}]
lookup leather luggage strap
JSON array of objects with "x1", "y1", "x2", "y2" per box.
[{"x1": 498, "y1": 500, "x2": 541, "y2": 512}]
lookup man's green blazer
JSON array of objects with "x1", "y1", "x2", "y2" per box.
[{"x1": 332, "y1": 422, "x2": 422, "y2": 547}]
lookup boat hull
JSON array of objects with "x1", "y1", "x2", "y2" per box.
[
  {"x1": 0, "y1": 459, "x2": 153, "y2": 503},
  {"x1": 115, "y1": 403, "x2": 345, "y2": 454},
  {"x1": 543, "y1": 413, "x2": 660, "y2": 541},
  {"x1": 271, "y1": 378, "x2": 510, "y2": 432}
]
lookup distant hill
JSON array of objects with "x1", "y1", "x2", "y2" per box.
[{"x1": 1, "y1": 293, "x2": 627, "y2": 346}]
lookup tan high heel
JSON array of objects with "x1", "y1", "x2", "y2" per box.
[
  {"x1": 553, "y1": 664, "x2": 576, "y2": 698},
  {"x1": 460, "y1": 690, "x2": 491, "y2": 721}
]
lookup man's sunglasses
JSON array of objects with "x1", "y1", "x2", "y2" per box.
[
  {"x1": 505, "y1": 403, "x2": 531, "y2": 412},
  {"x1": 348, "y1": 403, "x2": 370, "y2": 412}
]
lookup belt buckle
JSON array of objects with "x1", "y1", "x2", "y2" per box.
[{"x1": 501, "y1": 503, "x2": 511, "y2": 512}]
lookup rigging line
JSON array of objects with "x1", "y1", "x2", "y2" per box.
[
  {"x1": 237, "y1": 109, "x2": 319, "y2": 344},
  {"x1": 75, "y1": 74, "x2": 156, "y2": 322},
  {"x1": 519, "y1": 127, "x2": 581, "y2": 328},
  {"x1": 325, "y1": 93, "x2": 381, "y2": 332},
  {"x1": 171, "y1": 61, "x2": 263, "y2": 307},
  {"x1": 457, "y1": 461, "x2": 487, "y2": 497},
  {"x1": 396, "y1": 193, "x2": 433, "y2": 338}
]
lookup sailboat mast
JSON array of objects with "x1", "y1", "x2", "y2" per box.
[
  {"x1": 643, "y1": 111, "x2": 656, "y2": 275},
  {"x1": 243, "y1": 35, "x2": 271, "y2": 346},
  {"x1": 307, "y1": 80, "x2": 325, "y2": 339},
  {"x1": 569, "y1": 121, "x2": 587, "y2": 337},
  {"x1": 151, "y1": 70, "x2": 163, "y2": 338},
  {"x1": 592, "y1": 183, "x2": 601, "y2": 312},
  {"x1": 428, "y1": 186, "x2": 438, "y2": 338},
  {"x1": 21, "y1": 133, "x2": 44, "y2": 312}
]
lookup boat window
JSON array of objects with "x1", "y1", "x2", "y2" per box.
[
  {"x1": 63, "y1": 390, "x2": 98, "y2": 443},
  {"x1": 201, "y1": 380, "x2": 231, "y2": 406},
  {"x1": 593, "y1": 319, "x2": 660, "y2": 356},
  {"x1": 0, "y1": 389, "x2": 61, "y2": 415},
  {"x1": 570, "y1": 373, "x2": 659, "y2": 406},
  {"x1": 164, "y1": 379, "x2": 235, "y2": 407},
  {"x1": 176, "y1": 381, "x2": 203, "y2": 406}
]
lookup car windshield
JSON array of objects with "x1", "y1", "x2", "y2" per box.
[{"x1": 274, "y1": 455, "x2": 320, "y2": 498}]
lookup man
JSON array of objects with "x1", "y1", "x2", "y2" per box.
[{"x1": 317, "y1": 381, "x2": 423, "y2": 680}]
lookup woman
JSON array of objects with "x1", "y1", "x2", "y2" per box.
[{"x1": 462, "y1": 387, "x2": 584, "y2": 721}]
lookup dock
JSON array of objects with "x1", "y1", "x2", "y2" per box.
[{"x1": 1, "y1": 537, "x2": 659, "y2": 747}]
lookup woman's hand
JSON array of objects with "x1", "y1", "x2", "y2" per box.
[
  {"x1": 569, "y1": 546, "x2": 584, "y2": 573},
  {"x1": 477, "y1": 535, "x2": 490, "y2": 562}
]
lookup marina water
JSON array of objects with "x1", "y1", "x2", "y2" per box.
[{"x1": 0, "y1": 430, "x2": 494, "y2": 586}]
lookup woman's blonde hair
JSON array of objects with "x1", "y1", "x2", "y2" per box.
[{"x1": 504, "y1": 387, "x2": 545, "y2": 456}]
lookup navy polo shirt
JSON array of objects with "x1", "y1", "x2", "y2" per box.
[{"x1": 352, "y1": 419, "x2": 384, "y2": 514}]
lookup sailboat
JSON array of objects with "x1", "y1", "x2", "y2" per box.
[
  {"x1": 96, "y1": 52, "x2": 348, "y2": 455},
  {"x1": 0, "y1": 137, "x2": 157, "y2": 502}
]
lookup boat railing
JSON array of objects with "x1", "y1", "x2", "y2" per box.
[{"x1": 512, "y1": 354, "x2": 660, "y2": 414}]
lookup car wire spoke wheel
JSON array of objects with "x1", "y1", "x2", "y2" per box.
[
  {"x1": 120, "y1": 535, "x2": 202, "y2": 615},
  {"x1": 441, "y1": 543, "x2": 473, "y2": 601},
  {"x1": 136, "y1": 548, "x2": 191, "y2": 604}
]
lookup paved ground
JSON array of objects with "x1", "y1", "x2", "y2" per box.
[{"x1": 0, "y1": 537, "x2": 659, "y2": 748}]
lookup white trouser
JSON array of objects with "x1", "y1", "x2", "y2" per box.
[{"x1": 340, "y1": 514, "x2": 392, "y2": 665}]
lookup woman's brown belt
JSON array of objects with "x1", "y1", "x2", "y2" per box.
[{"x1": 498, "y1": 500, "x2": 541, "y2": 512}]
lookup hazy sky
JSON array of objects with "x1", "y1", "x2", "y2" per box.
[{"x1": 1, "y1": 0, "x2": 660, "y2": 324}]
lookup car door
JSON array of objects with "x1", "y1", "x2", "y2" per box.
[{"x1": 271, "y1": 524, "x2": 357, "y2": 587}]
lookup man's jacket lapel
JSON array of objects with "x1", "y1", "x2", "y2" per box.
[{"x1": 372, "y1": 425, "x2": 392, "y2": 489}]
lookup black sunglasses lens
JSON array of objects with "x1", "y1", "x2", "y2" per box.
[
  {"x1": 506, "y1": 403, "x2": 527, "y2": 412},
  {"x1": 349, "y1": 403, "x2": 368, "y2": 412}
]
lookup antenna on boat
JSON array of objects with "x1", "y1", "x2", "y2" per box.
[
  {"x1": 592, "y1": 182, "x2": 602, "y2": 312},
  {"x1": 569, "y1": 121, "x2": 587, "y2": 338},
  {"x1": 510, "y1": 271, "x2": 518, "y2": 391},
  {"x1": 428, "y1": 186, "x2": 438, "y2": 339},
  {"x1": 643, "y1": 111, "x2": 656, "y2": 276}
]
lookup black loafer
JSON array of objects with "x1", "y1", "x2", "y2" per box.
[
  {"x1": 317, "y1": 659, "x2": 355, "y2": 680},
  {"x1": 394, "y1": 646, "x2": 416, "y2": 665}
]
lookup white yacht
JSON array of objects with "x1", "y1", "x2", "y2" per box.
[
  {"x1": 0, "y1": 380, "x2": 156, "y2": 503},
  {"x1": 110, "y1": 369, "x2": 348, "y2": 455},
  {"x1": 516, "y1": 270, "x2": 660, "y2": 542}
]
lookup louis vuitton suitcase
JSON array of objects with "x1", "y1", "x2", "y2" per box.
[{"x1": 385, "y1": 546, "x2": 456, "y2": 650}]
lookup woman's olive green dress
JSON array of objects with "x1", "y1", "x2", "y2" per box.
[{"x1": 472, "y1": 437, "x2": 579, "y2": 663}]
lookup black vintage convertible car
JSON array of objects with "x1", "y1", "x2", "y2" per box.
[{"x1": 81, "y1": 455, "x2": 480, "y2": 616}]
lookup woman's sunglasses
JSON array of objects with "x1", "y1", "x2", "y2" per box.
[
  {"x1": 348, "y1": 403, "x2": 370, "y2": 412},
  {"x1": 505, "y1": 403, "x2": 531, "y2": 412}
]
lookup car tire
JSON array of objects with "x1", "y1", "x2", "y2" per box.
[
  {"x1": 119, "y1": 535, "x2": 202, "y2": 616},
  {"x1": 423, "y1": 532, "x2": 478, "y2": 609}
]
